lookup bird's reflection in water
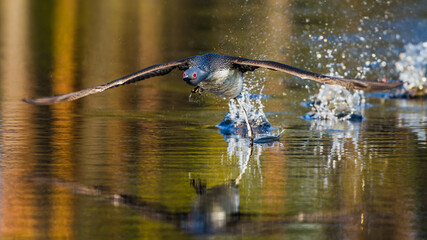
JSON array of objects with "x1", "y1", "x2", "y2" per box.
[
  {"x1": 184, "y1": 108, "x2": 282, "y2": 234},
  {"x1": 30, "y1": 143, "x2": 256, "y2": 235},
  {"x1": 183, "y1": 179, "x2": 240, "y2": 234},
  {"x1": 30, "y1": 177, "x2": 244, "y2": 234},
  {"x1": 184, "y1": 140, "x2": 254, "y2": 234}
]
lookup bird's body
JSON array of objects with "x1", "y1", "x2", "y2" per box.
[
  {"x1": 183, "y1": 53, "x2": 243, "y2": 98},
  {"x1": 200, "y1": 68, "x2": 243, "y2": 98},
  {"x1": 23, "y1": 52, "x2": 403, "y2": 142}
]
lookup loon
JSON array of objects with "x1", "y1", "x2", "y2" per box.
[{"x1": 23, "y1": 53, "x2": 403, "y2": 142}]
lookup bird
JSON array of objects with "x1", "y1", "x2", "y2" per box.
[{"x1": 23, "y1": 52, "x2": 403, "y2": 142}]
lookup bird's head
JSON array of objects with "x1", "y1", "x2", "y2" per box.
[{"x1": 183, "y1": 67, "x2": 208, "y2": 86}]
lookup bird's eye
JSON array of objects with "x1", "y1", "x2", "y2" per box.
[{"x1": 193, "y1": 73, "x2": 197, "y2": 78}]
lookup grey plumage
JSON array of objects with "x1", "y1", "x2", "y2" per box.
[{"x1": 23, "y1": 52, "x2": 403, "y2": 105}]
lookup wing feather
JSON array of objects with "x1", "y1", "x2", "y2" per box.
[
  {"x1": 23, "y1": 58, "x2": 191, "y2": 105},
  {"x1": 230, "y1": 57, "x2": 403, "y2": 91}
]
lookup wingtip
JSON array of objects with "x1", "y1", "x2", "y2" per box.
[
  {"x1": 22, "y1": 97, "x2": 35, "y2": 104},
  {"x1": 395, "y1": 80, "x2": 405, "y2": 87},
  {"x1": 22, "y1": 97, "x2": 56, "y2": 105},
  {"x1": 386, "y1": 80, "x2": 405, "y2": 89},
  {"x1": 368, "y1": 79, "x2": 405, "y2": 91}
]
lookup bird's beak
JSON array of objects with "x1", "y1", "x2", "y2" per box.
[{"x1": 183, "y1": 77, "x2": 192, "y2": 85}]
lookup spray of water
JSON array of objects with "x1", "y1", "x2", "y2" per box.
[
  {"x1": 303, "y1": 84, "x2": 365, "y2": 121},
  {"x1": 217, "y1": 82, "x2": 272, "y2": 137},
  {"x1": 394, "y1": 41, "x2": 427, "y2": 98}
]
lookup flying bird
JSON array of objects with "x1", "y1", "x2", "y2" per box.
[{"x1": 23, "y1": 53, "x2": 403, "y2": 142}]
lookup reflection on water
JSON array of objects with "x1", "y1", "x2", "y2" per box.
[
  {"x1": 395, "y1": 99, "x2": 427, "y2": 144},
  {"x1": 29, "y1": 143, "x2": 252, "y2": 235},
  {"x1": 1, "y1": 0, "x2": 427, "y2": 239},
  {"x1": 29, "y1": 176, "x2": 241, "y2": 235},
  {"x1": 185, "y1": 179, "x2": 240, "y2": 234},
  {"x1": 308, "y1": 118, "x2": 362, "y2": 166}
]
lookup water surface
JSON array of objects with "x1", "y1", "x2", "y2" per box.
[{"x1": 0, "y1": 0, "x2": 426, "y2": 239}]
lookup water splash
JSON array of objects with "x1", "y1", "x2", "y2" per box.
[
  {"x1": 217, "y1": 86, "x2": 272, "y2": 137},
  {"x1": 303, "y1": 84, "x2": 365, "y2": 121},
  {"x1": 393, "y1": 41, "x2": 427, "y2": 98}
]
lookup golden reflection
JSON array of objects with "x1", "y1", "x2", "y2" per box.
[
  {"x1": 259, "y1": 0, "x2": 291, "y2": 219},
  {"x1": 262, "y1": 146, "x2": 288, "y2": 216},
  {"x1": 77, "y1": 0, "x2": 126, "y2": 189},
  {"x1": 51, "y1": 0, "x2": 78, "y2": 180},
  {"x1": 262, "y1": 0, "x2": 292, "y2": 98},
  {"x1": 52, "y1": 0, "x2": 77, "y2": 95},
  {"x1": 49, "y1": 0, "x2": 79, "y2": 238},
  {"x1": 0, "y1": 0, "x2": 36, "y2": 237},
  {"x1": 132, "y1": 0, "x2": 165, "y2": 206}
]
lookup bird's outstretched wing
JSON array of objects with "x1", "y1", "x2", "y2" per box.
[
  {"x1": 229, "y1": 56, "x2": 403, "y2": 91},
  {"x1": 23, "y1": 58, "x2": 192, "y2": 105}
]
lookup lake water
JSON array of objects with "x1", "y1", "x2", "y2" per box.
[{"x1": 0, "y1": 0, "x2": 426, "y2": 239}]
